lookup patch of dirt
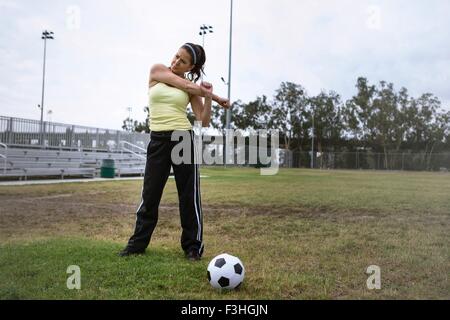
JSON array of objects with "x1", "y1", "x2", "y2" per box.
[{"x1": 1, "y1": 191, "x2": 447, "y2": 244}]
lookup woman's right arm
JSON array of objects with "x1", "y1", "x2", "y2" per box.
[{"x1": 149, "y1": 64, "x2": 211, "y2": 98}]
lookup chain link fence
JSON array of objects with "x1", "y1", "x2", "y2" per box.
[{"x1": 279, "y1": 150, "x2": 450, "y2": 171}]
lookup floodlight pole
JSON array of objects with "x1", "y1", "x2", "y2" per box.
[
  {"x1": 40, "y1": 30, "x2": 54, "y2": 147},
  {"x1": 199, "y1": 24, "x2": 213, "y2": 83},
  {"x1": 222, "y1": 0, "x2": 233, "y2": 167},
  {"x1": 225, "y1": 0, "x2": 233, "y2": 131},
  {"x1": 199, "y1": 24, "x2": 213, "y2": 49}
]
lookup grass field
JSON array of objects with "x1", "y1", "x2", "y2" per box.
[{"x1": 0, "y1": 168, "x2": 449, "y2": 299}]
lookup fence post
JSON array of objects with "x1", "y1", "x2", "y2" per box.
[
  {"x1": 7, "y1": 117, "x2": 13, "y2": 144},
  {"x1": 45, "y1": 121, "x2": 49, "y2": 146},
  {"x1": 70, "y1": 125, "x2": 75, "y2": 149},
  {"x1": 96, "y1": 128, "x2": 99, "y2": 151},
  {"x1": 116, "y1": 131, "x2": 121, "y2": 150}
]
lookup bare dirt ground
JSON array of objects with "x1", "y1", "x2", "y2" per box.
[
  {"x1": 0, "y1": 187, "x2": 213, "y2": 244},
  {"x1": 0, "y1": 188, "x2": 267, "y2": 244},
  {"x1": 1, "y1": 182, "x2": 447, "y2": 245}
]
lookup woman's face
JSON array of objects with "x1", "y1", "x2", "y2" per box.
[{"x1": 170, "y1": 48, "x2": 194, "y2": 74}]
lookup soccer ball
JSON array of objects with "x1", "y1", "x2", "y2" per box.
[{"x1": 207, "y1": 253, "x2": 245, "y2": 290}]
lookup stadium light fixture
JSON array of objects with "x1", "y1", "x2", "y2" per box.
[{"x1": 199, "y1": 24, "x2": 214, "y2": 48}]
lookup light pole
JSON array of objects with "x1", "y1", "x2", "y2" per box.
[
  {"x1": 225, "y1": 0, "x2": 233, "y2": 131},
  {"x1": 199, "y1": 24, "x2": 213, "y2": 49},
  {"x1": 199, "y1": 25, "x2": 213, "y2": 83},
  {"x1": 221, "y1": 76, "x2": 230, "y2": 120},
  {"x1": 40, "y1": 30, "x2": 54, "y2": 146}
]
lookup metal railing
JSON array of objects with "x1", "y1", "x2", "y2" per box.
[
  {"x1": 119, "y1": 141, "x2": 146, "y2": 160},
  {"x1": 0, "y1": 116, "x2": 150, "y2": 151},
  {"x1": 0, "y1": 142, "x2": 7, "y2": 174}
]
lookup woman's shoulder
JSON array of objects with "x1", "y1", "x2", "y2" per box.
[
  {"x1": 149, "y1": 63, "x2": 169, "y2": 88},
  {"x1": 150, "y1": 63, "x2": 169, "y2": 73}
]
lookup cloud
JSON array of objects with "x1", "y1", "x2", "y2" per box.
[
  {"x1": 0, "y1": 0, "x2": 449, "y2": 131},
  {"x1": 0, "y1": 0, "x2": 20, "y2": 9}
]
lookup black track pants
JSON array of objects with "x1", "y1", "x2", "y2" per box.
[{"x1": 125, "y1": 130, "x2": 204, "y2": 256}]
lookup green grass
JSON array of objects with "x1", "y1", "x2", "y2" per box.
[
  {"x1": 0, "y1": 238, "x2": 216, "y2": 300},
  {"x1": 0, "y1": 168, "x2": 449, "y2": 299}
]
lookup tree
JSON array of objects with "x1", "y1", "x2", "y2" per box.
[
  {"x1": 343, "y1": 77, "x2": 377, "y2": 144},
  {"x1": 121, "y1": 106, "x2": 150, "y2": 133},
  {"x1": 122, "y1": 117, "x2": 134, "y2": 132},
  {"x1": 232, "y1": 96, "x2": 272, "y2": 131},
  {"x1": 210, "y1": 101, "x2": 239, "y2": 132},
  {"x1": 372, "y1": 81, "x2": 399, "y2": 168},
  {"x1": 393, "y1": 87, "x2": 411, "y2": 153},
  {"x1": 308, "y1": 90, "x2": 343, "y2": 167},
  {"x1": 405, "y1": 93, "x2": 448, "y2": 169},
  {"x1": 270, "y1": 82, "x2": 308, "y2": 150},
  {"x1": 345, "y1": 78, "x2": 402, "y2": 168}
]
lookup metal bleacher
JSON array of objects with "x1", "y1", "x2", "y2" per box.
[
  {"x1": 0, "y1": 146, "x2": 147, "y2": 180},
  {"x1": 0, "y1": 116, "x2": 150, "y2": 181}
]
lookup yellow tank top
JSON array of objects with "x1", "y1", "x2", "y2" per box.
[{"x1": 148, "y1": 82, "x2": 192, "y2": 132}]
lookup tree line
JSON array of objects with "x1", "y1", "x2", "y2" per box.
[{"x1": 123, "y1": 77, "x2": 450, "y2": 168}]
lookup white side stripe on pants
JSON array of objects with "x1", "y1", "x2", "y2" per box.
[
  {"x1": 135, "y1": 185, "x2": 144, "y2": 223},
  {"x1": 191, "y1": 131, "x2": 202, "y2": 243}
]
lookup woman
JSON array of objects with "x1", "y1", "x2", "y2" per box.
[{"x1": 119, "y1": 43, "x2": 230, "y2": 261}]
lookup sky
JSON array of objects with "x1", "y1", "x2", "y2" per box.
[{"x1": 1, "y1": 0, "x2": 449, "y2": 130}]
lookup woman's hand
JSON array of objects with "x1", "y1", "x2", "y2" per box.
[
  {"x1": 200, "y1": 81, "x2": 230, "y2": 109},
  {"x1": 201, "y1": 81, "x2": 213, "y2": 91},
  {"x1": 200, "y1": 81, "x2": 213, "y2": 99},
  {"x1": 217, "y1": 96, "x2": 230, "y2": 109}
]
